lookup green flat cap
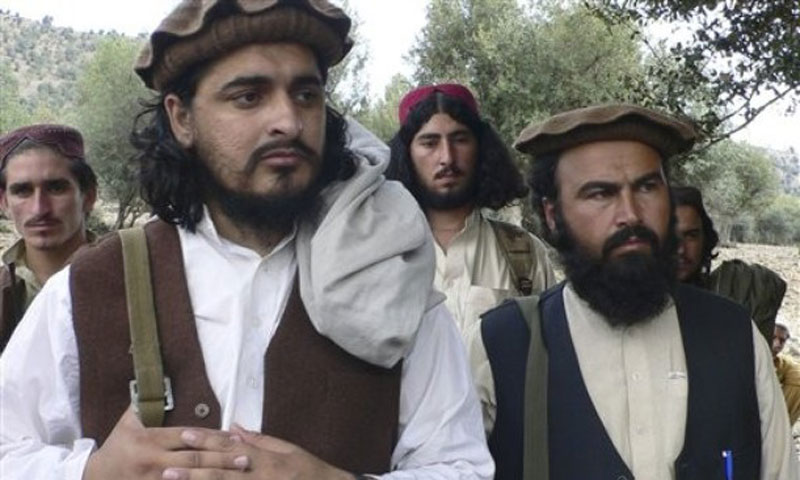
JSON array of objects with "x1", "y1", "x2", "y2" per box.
[
  {"x1": 135, "y1": 0, "x2": 353, "y2": 91},
  {"x1": 514, "y1": 104, "x2": 697, "y2": 159}
]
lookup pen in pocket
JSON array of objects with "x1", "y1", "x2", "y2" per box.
[{"x1": 722, "y1": 450, "x2": 733, "y2": 480}]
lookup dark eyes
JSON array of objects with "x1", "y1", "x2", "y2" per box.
[
  {"x1": 230, "y1": 88, "x2": 321, "y2": 108},
  {"x1": 232, "y1": 91, "x2": 262, "y2": 108},
  {"x1": 8, "y1": 181, "x2": 71, "y2": 197}
]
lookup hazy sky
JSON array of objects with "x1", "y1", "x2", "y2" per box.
[{"x1": 0, "y1": 0, "x2": 796, "y2": 152}]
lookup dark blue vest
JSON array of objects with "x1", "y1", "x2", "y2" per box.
[{"x1": 483, "y1": 283, "x2": 761, "y2": 480}]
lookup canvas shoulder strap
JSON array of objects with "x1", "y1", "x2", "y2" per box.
[
  {"x1": 119, "y1": 226, "x2": 170, "y2": 427},
  {"x1": 489, "y1": 219, "x2": 535, "y2": 295},
  {"x1": 514, "y1": 295, "x2": 549, "y2": 480}
]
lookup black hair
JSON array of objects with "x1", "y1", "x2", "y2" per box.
[
  {"x1": 386, "y1": 92, "x2": 527, "y2": 210},
  {"x1": 130, "y1": 58, "x2": 356, "y2": 232},
  {"x1": 0, "y1": 140, "x2": 98, "y2": 193},
  {"x1": 671, "y1": 185, "x2": 719, "y2": 275}
]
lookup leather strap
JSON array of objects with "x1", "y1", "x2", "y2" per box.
[
  {"x1": 515, "y1": 295, "x2": 549, "y2": 480},
  {"x1": 120, "y1": 227, "x2": 167, "y2": 427},
  {"x1": 489, "y1": 219, "x2": 535, "y2": 295}
]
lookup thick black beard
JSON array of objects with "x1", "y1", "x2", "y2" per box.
[
  {"x1": 197, "y1": 149, "x2": 324, "y2": 234},
  {"x1": 554, "y1": 211, "x2": 678, "y2": 327}
]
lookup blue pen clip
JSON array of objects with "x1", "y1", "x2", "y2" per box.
[{"x1": 722, "y1": 450, "x2": 733, "y2": 480}]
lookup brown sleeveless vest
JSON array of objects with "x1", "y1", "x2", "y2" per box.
[{"x1": 71, "y1": 220, "x2": 401, "y2": 473}]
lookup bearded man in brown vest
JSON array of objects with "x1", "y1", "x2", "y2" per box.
[{"x1": 0, "y1": 2, "x2": 493, "y2": 479}]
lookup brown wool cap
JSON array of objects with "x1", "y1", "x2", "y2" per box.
[
  {"x1": 135, "y1": 0, "x2": 354, "y2": 91},
  {"x1": 514, "y1": 104, "x2": 698, "y2": 159},
  {"x1": 0, "y1": 124, "x2": 85, "y2": 170}
]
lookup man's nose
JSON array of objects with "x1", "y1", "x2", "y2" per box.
[
  {"x1": 615, "y1": 190, "x2": 642, "y2": 228},
  {"x1": 265, "y1": 93, "x2": 303, "y2": 139},
  {"x1": 437, "y1": 141, "x2": 455, "y2": 166},
  {"x1": 32, "y1": 190, "x2": 52, "y2": 214}
]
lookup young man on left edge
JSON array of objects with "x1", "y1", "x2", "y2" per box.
[
  {"x1": 0, "y1": 1, "x2": 493, "y2": 479},
  {"x1": 0, "y1": 124, "x2": 97, "y2": 351}
]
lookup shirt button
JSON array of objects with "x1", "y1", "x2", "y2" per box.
[
  {"x1": 194, "y1": 403, "x2": 211, "y2": 419},
  {"x1": 632, "y1": 372, "x2": 641, "y2": 381},
  {"x1": 247, "y1": 376, "x2": 258, "y2": 389},
  {"x1": 636, "y1": 425, "x2": 646, "y2": 435}
]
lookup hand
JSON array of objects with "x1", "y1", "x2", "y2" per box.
[
  {"x1": 160, "y1": 424, "x2": 356, "y2": 480},
  {"x1": 82, "y1": 406, "x2": 248, "y2": 480}
]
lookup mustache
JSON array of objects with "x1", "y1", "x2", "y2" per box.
[
  {"x1": 244, "y1": 139, "x2": 319, "y2": 176},
  {"x1": 433, "y1": 165, "x2": 463, "y2": 180},
  {"x1": 24, "y1": 214, "x2": 60, "y2": 228},
  {"x1": 602, "y1": 225, "x2": 660, "y2": 258}
]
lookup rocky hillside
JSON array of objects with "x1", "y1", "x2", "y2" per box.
[{"x1": 0, "y1": 10, "x2": 136, "y2": 115}]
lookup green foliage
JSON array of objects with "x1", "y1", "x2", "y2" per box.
[
  {"x1": 674, "y1": 140, "x2": 781, "y2": 242},
  {"x1": 596, "y1": 0, "x2": 800, "y2": 145},
  {"x1": 326, "y1": 0, "x2": 370, "y2": 116},
  {"x1": 0, "y1": 60, "x2": 30, "y2": 132},
  {"x1": 754, "y1": 195, "x2": 800, "y2": 245},
  {"x1": 412, "y1": 0, "x2": 647, "y2": 145},
  {"x1": 75, "y1": 36, "x2": 151, "y2": 229},
  {"x1": 0, "y1": 11, "x2": 105, "y2": 123},
  {"x1": 355, "y1": 74, "x2": 413, "y2": 142}
]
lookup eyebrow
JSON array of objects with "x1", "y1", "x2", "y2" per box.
[
  {"x1": 219, "y1": 74, "x2": 323, "y2": 92},
  {"x1": 576, "y1": 170, "x2": 664, "y2": 197},
  {"x1": 415, "y1": 128, "x2": 473, "y2": 142}
]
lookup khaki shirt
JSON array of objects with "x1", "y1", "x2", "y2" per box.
[
  {"x1": 1, "y1": 231, "x2": 97, "y2": 313},
  {"x1": 774, "y1": 353, "x2": 800, "y2": 425},
  {"x1": 2, "y1": 239, "x2": 42, "y2": 312}
]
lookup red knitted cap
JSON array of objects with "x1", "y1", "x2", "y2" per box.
[
  {"x1": 398, "y1": 83, "x2": 479, "y2": 126},
  {"x1": 0, "y1": 124, "x2": 85, "y2": 169}
]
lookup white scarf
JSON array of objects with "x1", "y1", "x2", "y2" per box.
[{"x1": 296, "y1": 119, "x2": 442, "y2": 368}]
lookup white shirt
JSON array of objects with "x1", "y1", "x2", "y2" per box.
[
  {"x1": 436, "y1": 210, "x2": 555, "y2": 429},
  {"x1": 435, "y1": 210, "x2": 555, "y2": 339},
  {"x1": 0, "y1": 215, "x2": 494, "y2": 479},
  {"x1": 475, "y1": 282, "x2": 799, "y2": 479}
]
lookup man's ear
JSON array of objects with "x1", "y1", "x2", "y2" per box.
[
  {"x1": 543, "y1": 198, "x2": 557, "y2": 234},
  {"x1": 0, "y1": 189, "x2": 8, "y2": 214},
  {"x1": 164, "y1": 93, "x2": 195, "y2": 148}
]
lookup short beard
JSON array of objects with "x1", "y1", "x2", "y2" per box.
[
  {"x1": 197, "y1": 141, "x2": 324, "y2": 233},
  {"x1": 416, "y1": 170, "x2": 477, "y2": 211},
  {"x1": 553, "y1": 209, "x2": 678, "y2": 327}
]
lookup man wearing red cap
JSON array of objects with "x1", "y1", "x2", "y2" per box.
[
  {"x1": 0, "y1": 124, "x2": 97, "y2": 352},
  {"x1": 0, "y1": 2, "x2": 492, "y2": 480},
  {"x1": 387, "y1": 84, "x2": 555, "y2": 417},
  {"x1": 478, "y1": 104, "x2": 797, "y2": 479}
]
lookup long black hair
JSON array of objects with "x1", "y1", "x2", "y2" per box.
[
  {"x1": 130, "y1": 61, "x2": 356, "y2": 232},
  {"x1": 386, "y1": 92, "x2": 527, "y2": 210}
]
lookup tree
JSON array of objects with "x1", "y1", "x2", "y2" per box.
[
  {"x1": 326, "y1": 0, "x2": 370, "y2": 116},
  {"x1": 411, "y1": 0, "x2": 647, "y2": 144},
  {"x1": 0, "y1": 61, "x2": 29, "y2": 133},
  {"x1": 595, "y1": 0, "x2": 800, "y2": 147},
  {"x1": 355, "y1": 74, "x2": 413, "y2": 142},
  {"x1": 755, "y1": 195, "x2": 800, "y2": 245},
  {"x1": 674, "y1": 140, "x2": 781, "y2": 243},
  {"x1": 75, "y1": 36, "x2": 151, "y2": 229}
]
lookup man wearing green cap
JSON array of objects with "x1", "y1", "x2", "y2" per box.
[
  {"x1": 476, "y1": 104, "x2": 797, "y2": 479},
  {"x1": 0, "y1": 1, "x2": 492, "y2": 479}
]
